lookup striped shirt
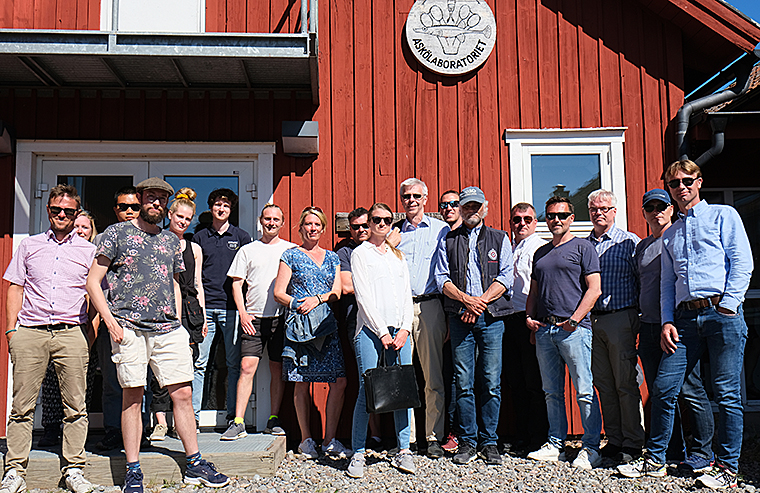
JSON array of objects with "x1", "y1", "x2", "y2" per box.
[
  {"x1": 587, "y1": 224, "x2": 640, "y2": 311},
  {"x1": 3, "y1": 229, "x2": 96, "y2": 326}
]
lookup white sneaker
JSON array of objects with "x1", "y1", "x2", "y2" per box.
[
  {"x1": 298, "y1": 438, "x2": 319, "y2": 459},
  {"x1": 323, "y1": 438, "x2": 352, "y2": 458},
  {"x1": 346, "y1": 452, "x2": 365, "y2": 478},
  {"x1": 65, "y1": 468, "x2": 96, "y2": 493},
  {"x1": 149, "y1": 423, "x2": 168, "y2": 441},
  {"x1": 527, "y1": 442, "x2": 565, "y2": 462},
  {"x1": 572, "y1": 447, "x2": 601, "y2": 470},
  {"x1": 0, "y1": 470, "x2": 26, "y2": 493}
]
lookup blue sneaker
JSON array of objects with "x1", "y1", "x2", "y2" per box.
[
  {"x1": 122, "y1": 468, "x2": 143, "y2": 493},
  {"x1": 184, "y1": 459, "x2": 230, "y2": 488},
  {"x1": 678, "y1": 453, "x2": 715, "y2": 474}
]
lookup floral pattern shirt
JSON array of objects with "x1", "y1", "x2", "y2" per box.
[{"x1": 96, "y1": 221, "x2": 185, "y2": 333}]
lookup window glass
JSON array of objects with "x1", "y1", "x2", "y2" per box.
[
  {"x1": 733, "y1": 191, "x2": 760, "y2": 290},
  {"x1": 531, "y1": 154, "x2": 600, "y2": 221},
  {"x1": 58, "y1": 175, "x2": 134, "y2": 234}
]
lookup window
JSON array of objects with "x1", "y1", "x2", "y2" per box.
[{"x1": 505, "y1": 128, "x2": 627, "y2": 235}]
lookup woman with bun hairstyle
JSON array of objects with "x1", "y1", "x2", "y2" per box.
[{"x1": 346, "y1": 203, "x2": 415, "y2": 478}]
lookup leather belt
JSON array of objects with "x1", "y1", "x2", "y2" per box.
[
  {"x1": 590, "y1": 306, "x2": 636, "y2": 316},
  {"x1": 413, "y1": 293, "x2": 441, "y2": 303},
  {"x1": 538, "y1": 315, "x2": 565, "y2": 326},
  {"x1": 678, "y1": 296, "x2": 721, "y2": 311},
  {"x1": 27, "y1": 323, "x2": 80, "y2": 331}
]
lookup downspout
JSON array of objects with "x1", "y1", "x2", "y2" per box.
[{"x1": 675, "y1": 45, "x2": 759, "y2": 163}]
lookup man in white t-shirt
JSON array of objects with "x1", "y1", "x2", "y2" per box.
[{"x1": 220, "y1": 204, "x2": 296, "y2": 441}]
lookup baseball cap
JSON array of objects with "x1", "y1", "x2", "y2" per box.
[
  {"x1": 136, "y1": 177, "x2": 174, "y2": 196},
  {"x1": 642, "y1": 188, "x2": 671, "y2": 206},
  {"x1": 459, "y1": 186, "x2": 485, "y2": 206}
]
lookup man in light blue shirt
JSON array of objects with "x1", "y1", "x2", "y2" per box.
[
  {"x1": 618, "y1": 160, "x2": 753, "y2": 490},
  {"x1": 435, "y1": 186, "x2": 513, "y2": 465},
  {"x1": 389, "y1": 178, "x2": 449, "y2": 458}
]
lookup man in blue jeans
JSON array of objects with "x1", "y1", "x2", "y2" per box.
[
  {"x1": 435, "y1": 186, "x2": 513, "y2": 465},
  {"x1": 191, "y1": 188, "x2": 251, "y2": 424},
  {"x1": 619, "y1": 160, "x2": 753, "y2": 489},
  {"x1": 633, "y1": 188, "x2": 715, "y2": 472},
  {"x1": 525, "y1": 196, "x2": 603, "y2": 470}
]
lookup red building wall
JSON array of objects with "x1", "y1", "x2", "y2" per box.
[{"x1": 0, "y1": 0, "x2": 100, "y2": 29}]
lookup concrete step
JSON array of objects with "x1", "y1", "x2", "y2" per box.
[{"x1": 2, "y1": 432, "x2": 285, "y2": 489}]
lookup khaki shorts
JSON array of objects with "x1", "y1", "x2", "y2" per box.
[{"x1": 111, "y1": 326, "x2": 194, "y2": 389}]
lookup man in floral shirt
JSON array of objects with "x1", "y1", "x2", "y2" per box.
[{"x1": 87, "y1": 177, "x2": 229, "y2": 493}]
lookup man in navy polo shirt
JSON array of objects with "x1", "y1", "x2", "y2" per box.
[{"x1": 191, "y1": 188, "x2": 251, "y2": 424}]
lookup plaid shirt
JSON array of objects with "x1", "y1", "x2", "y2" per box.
[{"x1": 587, "y1": 224, "x2": 640, "y2": 311}]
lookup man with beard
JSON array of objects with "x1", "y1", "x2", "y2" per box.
[
  {"x1": 1, "y1": 184, "x2": 98, "y2": 493},
  {"x1": 87, "y1": 177, "x2": 229, "y2": 492},
  {"x1": 435, "y1": 186, "x2": 513, "y2": 465},
  {"x1": 220, "y1": 204, "x2": 295, "y2": 440}
]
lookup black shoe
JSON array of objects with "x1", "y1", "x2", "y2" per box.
[
  {"x1": 427, "y1": 441, "x2": 444, "y2": 459},
  {"x1": 38, "y1": 426, "x2": 61, "y2": 448},
  {"x1": 453, "y1": 442, "x2": 478, "y2": 465},
  {"x1": 600, "y1": 442, "x2": 622, "y2": 459},
  {"x1": 263, "y1": 416, "x2": 286, "y2": 436},
  {"x1": 366, "y1": 436, "x2": 384, "y2": 452},
  {"x1": 95, "y1": 430, "x2": 123, "y2": 452},
  {"x1": 388, "y1": 442, "x2": 417, "y2": 457},
  {"x1": 480, "y1": 444, "x2": 503, "y2": 465},
  {"x1": 140, "y1": 433, "x2": 151, "y2": 450},
  {"x1": 617, "y1": 447, "x2": 643, "y2": 463}
]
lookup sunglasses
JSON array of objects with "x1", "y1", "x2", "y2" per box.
[
  {"x1": 302, "y1": 206, "x2": 324, "y2": 214},
  {"x1": 117, "y1": 203, "x2": 141, "y2": 212},
  {"x1": 589, "y1": 206, "x2": 614, "y2": 214},
  {"x1": 546, "y1": 212, "x2": 572, "y2": 221},
  {"x1": 512, "y1": 215, "x2": 534, "y2": 225},
  {"x1": 666, "y1": 177, "x2": 697, "y2": 189},
  {"x1": 371, "y1": 216, "x2": 393, "y2": 225},
  {"x1": 49, "y1": 206, "x2": 79, "y2": 218},
  {"x1": 402, "y1": 193, "x2": 423, "y2": 201},
  {"x1": 439, "y1": 200, "x2": 459, "y2": 209},
  {"x1": 643, "y1": 202, "x2": 670, "y2": 213},
  {"x1": 350, "y1": 223, "x2": 370, "y2": 231}
]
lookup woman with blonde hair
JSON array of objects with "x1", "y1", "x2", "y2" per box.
[
  {"x1": 346, "y1": 202, "x2": 415, "y2": 478},
  {"x1": 74, "y1": 210, "x2": 98, "y2": 242},
  {"x1": 274, "y1": 206, "x2": 350, "y2": 459}
]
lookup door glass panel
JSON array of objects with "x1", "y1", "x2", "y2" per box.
[
  {"x1": 58, "y1": 175, "x2": 135, "y2": 236},
  {"x1": 531, "y1": 154, "x2": 601, "y2": 221},
  {"x1": 733, "y1": 191, "x2": 760, "y2": 290},
  {"x1": 162, "y1": 176, "x2": 240, "y2": 233}
]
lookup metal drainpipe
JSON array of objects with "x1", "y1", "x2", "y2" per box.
[{"x1": 676, "y1": 61, "x2": 755, "y2": 162}]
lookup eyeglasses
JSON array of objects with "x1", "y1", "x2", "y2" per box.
[
  {"x1": 666, "y1": 177, "x2": 697, "y2": 189},
  {"x1": 350, "y1": 223, "x2": 370, "y2": 231},
  {"x1": 643, "y1": 202, "x2": 670, "y2": 213},
  {"x1": 402, "y1": 193, "x2": 423, "y2": 201},
  {"x1": 439, "y1": 200, "x2": 459, "y2": 209},
  {"x1": 512, "y1": 215, "x2": 534, "y2": 225},
  {"x1": 546, "y1": 212, "x2": 572, "y2": 221},
  {"x1": 371, "y1": 216, "x2": 393, "y2": 225},
  {"x1": 117, "y1": 203, "x2": 141, "y2": 212},
  {"x1": 49, "y1": 206, "x2": 79, "y2": 218},
  {"x1": 589, "y1": 206, "x2": 615, "y2": 214}
]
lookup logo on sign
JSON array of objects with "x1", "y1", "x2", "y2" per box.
[
  {"x1": 488, "y1": 248, "x2": 497, "y2": 261},
  {"x1": 406, "y1": 0, "x2": 496, "y2": 76}
]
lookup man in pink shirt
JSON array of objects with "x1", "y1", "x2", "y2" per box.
[{"x1": 2, "y1": 184, "x2": 97, "y2": 493}]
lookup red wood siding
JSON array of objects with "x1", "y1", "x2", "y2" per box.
[{"x1": 0, "y1": 0, "x2": 100, "y2": 29}]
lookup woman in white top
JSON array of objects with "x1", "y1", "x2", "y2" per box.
[{"x1": 346, "y1": 203, "x2": 415, "y2": 478}]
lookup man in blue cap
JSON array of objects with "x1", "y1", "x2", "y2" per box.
[{"x1": 435, "y1": 186, "x2": 513, "y2": 465}]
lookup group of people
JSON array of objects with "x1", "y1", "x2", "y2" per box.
[{"x1": 0, "y1": 157, "x2": 753, "y2": 492}]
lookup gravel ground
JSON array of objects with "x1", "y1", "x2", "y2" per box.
[{"x1": 28, "y1": 439, "x2": 760, "y2": 493}]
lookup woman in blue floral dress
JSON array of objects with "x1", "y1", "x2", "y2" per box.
[{"x1": 274, "y1": 206, "x2": 350, "y2": 459}]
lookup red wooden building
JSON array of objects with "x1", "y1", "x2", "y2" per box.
[{"x1": 0, "y1": 0, "x2": 758, "y2": 439}]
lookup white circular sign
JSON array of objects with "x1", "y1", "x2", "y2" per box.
[{"x1": 405, "y1": 0, "x2": 496, "y2": 76}]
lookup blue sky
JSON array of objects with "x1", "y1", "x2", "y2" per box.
[{"x1": 726, "y1": 0, "x2": 760, "y2": 24}]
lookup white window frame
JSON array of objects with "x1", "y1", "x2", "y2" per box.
[{"x1": 505, "y1": 128, "x2": 628, "y2": 237}]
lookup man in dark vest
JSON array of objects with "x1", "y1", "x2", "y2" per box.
[{"x1": 434, "y1": 186, "x2": 513, "y2": 466}]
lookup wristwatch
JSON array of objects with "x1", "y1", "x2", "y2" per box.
[{"x1": 568, "y1": 319, "x2": 579, "y2": 328}]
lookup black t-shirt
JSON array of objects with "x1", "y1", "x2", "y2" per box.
[
  {"x1": 337, "y1": 240, "x2": 360, "y2": 327},
  {"x1": 192, "y1": 224, "x2": 251, "y2": 310}
]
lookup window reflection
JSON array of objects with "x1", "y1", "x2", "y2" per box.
[{"x1": 531, "y1": 154, "x2": 601, "y2": 221}]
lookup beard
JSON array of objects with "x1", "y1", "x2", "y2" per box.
[{"x1": 140, "y1": 205, "x2": 166, "y2": 225}]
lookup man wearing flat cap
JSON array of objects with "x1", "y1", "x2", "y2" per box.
[
  {"x1": 435, "y1": 186, "x2": 513, "y2": 466},
  {"x1": 87, "y1": 177, "x2": 229, "y2": 493}
]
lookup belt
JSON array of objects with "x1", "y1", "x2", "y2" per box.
[
  {"x1": 413, "y1": 293, "x2": 441, "y2": 303},
  {"x1": 538, "y1": 315, "x2": 565, "y2": 326},
  {"x1": 27, "y1": 323, "x2": 80, "y2": 331},
  {"x1": 678, "y1": 296, "x2": 721, "y2": 311},
  {"x1": 590, "y1": 306, "x2": 636, "y2": 316}
]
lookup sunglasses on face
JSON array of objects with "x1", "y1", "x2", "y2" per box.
[
  {"x1": 546, "y1": 212, "x2": 572, "y2": 221},
  {"x1": 439, "y1": 200, "x2": 459, "y2": 209},
  {"x1": 117, "y1": 203, "x2": 141, "y2": 212},
  {"x1": 302, "y1": 206, "x2": 324, "y2": 213},
  {"x1": 667, "y1": 177, "x2": 697, "y2": 189},
  {"x1": 49, "y1": 206, "x2": 79, "y2": 218},
  {"x1": 512, "y1": 215, "x2": 534, "y2": 225},
  {"x1": 371, "y1": 216, "x2": 393, "y2": 225},
  {"x1": 402, "y1": 193, "x2": 423, "y2": 201},
  {"x1": 350, "y1": 223, "x2": 370, "y2": 231},
  {"x1": 643, "y1": 201, "x2": 670, "y2": 213}
]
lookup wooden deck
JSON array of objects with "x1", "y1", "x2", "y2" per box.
[{"x1": 1, "y1": 432, "x2": 285, "y2": 489}]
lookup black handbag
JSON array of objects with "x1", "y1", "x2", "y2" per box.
[{"x1": 362, "y1": 348, "x2": 421, "y2": 414}]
